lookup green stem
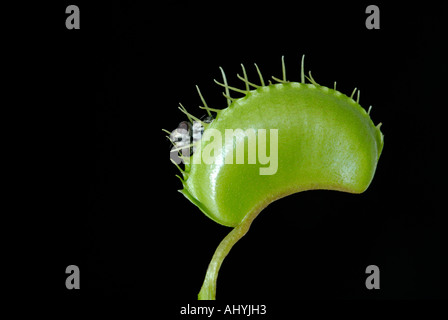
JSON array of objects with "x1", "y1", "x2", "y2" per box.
[{"x1": 198, "y1": 208, "x2": 261, "y2": 300}]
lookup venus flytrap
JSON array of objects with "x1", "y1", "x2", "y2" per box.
[{"x1": 164, "y1": 55, "x2": 384, "y2": 300}]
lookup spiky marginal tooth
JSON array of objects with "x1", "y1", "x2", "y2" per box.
[
  {"x1": 214, "y1": 79, "x2": 248, "y2": 95},
  {"x1": 222, "y1": 92, "x2": 235, "y2": 102},
  {"x1": 237, "y1": 73, "x2": 260, "y2": 88},
  {"x1": 171, "y1": 142, "x2": 197, "y2": 152},
  {"x1": 376, "y1": 122, "x2": 382, "y2": 129},
  {"x1": 162, "y1": 128, "x2": 171, "y2": 135},
  {"x1": 178, "y1": 104, "x2": 193, "y2": 123},
  {"x1": 301, "y1": 54, "x2": 305, "y2": 84},
  {"x1": 368, "y1": 105, "x2": 373, "y2": 115},
  {"x1": 334, "y1": 81, "x2": 337, "y2": 90},
  {"x1": 356, "y1": 90, "x2": 360, "y2": 104},
  {"x1": 272, "y1": 56, "x2": 288, "y2": 83},
  {"x1": 171, "y1": 158, "x2": 185, "y2": 174},
  {"x1": 199, "y1": 105, "x2": 222, "y2": 113},
  {"x1": 219, "y1": 67, "x2": 231, "y2": 107},
  {"x1": 281, "y1": 55, "x2": 287, "y2": 82},
  {"x1": 175, "y1": 174, "x2": 186, "y2": 184},
  {"x1": 271, "y1": 76, "x2": 289, "y2": 83},
  {"x1": 178, "y1": 103, "x2": 203, "y2": 124},
  {"x1": 165, "y1": 135, "x2": 175, "y2": 146},
  {"x1": 305, "y1": 71, "x2": 319, "y2": 86},
  {"x1": 254, "y1": 63, "x2": 265, "y2": 86},
  {"x1": 240, "y1": 64, "x2": 249, "y2": 91},
  {"x1": 195, "y1": 85, "x2": 212, "y2": 117},
  {"x1": 350, "y1": 88, "x2": 357, "y2": 99}
]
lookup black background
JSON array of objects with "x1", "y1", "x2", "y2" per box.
[{"x1": 55, "y1": 1, "x2": 447, "y2": 303}]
